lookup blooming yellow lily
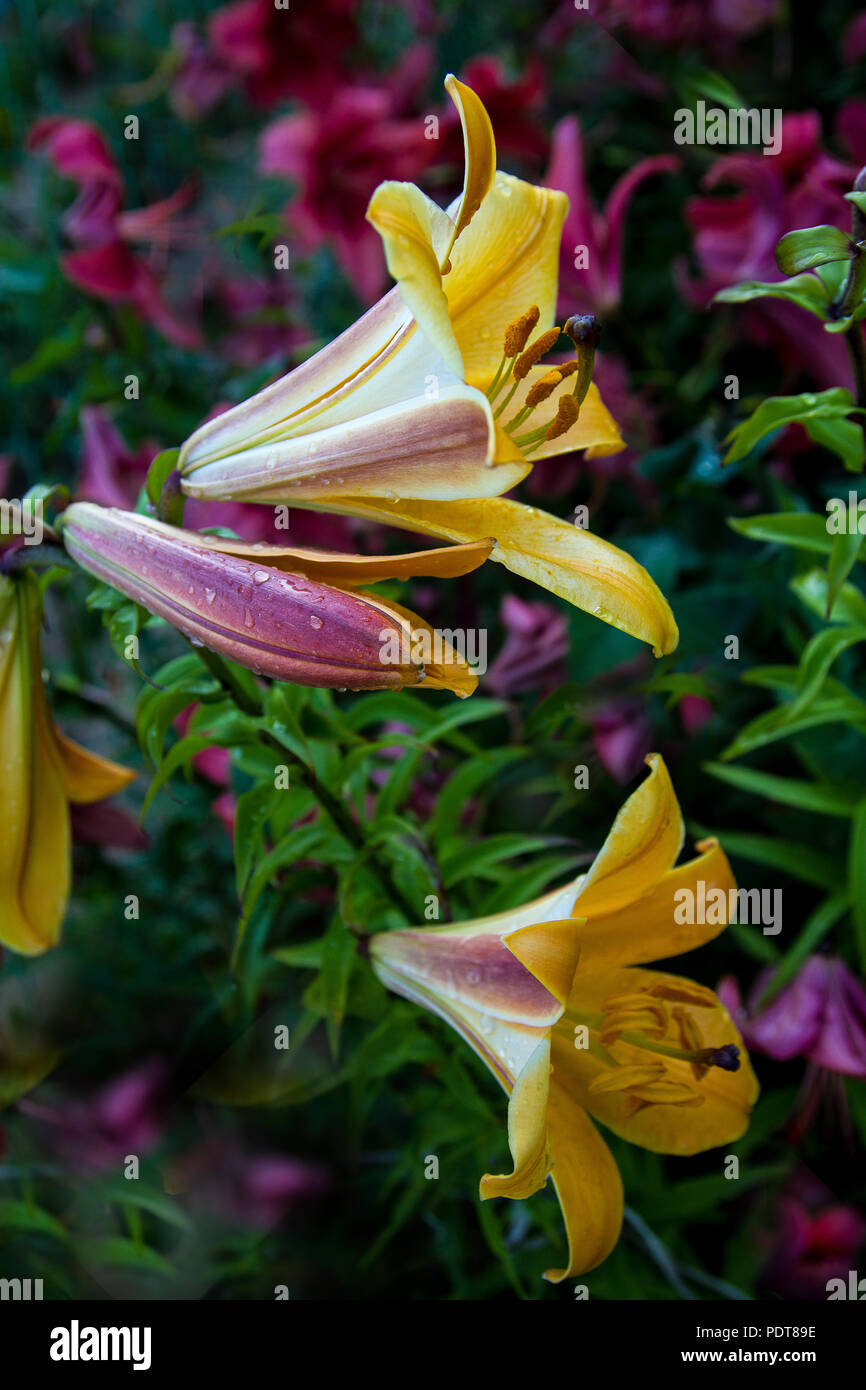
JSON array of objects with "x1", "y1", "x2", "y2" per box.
[
  {"x1": 178, "y1": 77, "x2": 677, "y2": 658},
  {"x1": 370, "y1": 754, "x2": 758, "y2": 1281},
  {"x1": 0, "y1": 573, "x2": 134, "y2": 955}
]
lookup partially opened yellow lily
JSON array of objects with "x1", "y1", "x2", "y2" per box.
[
  {"x1": 370, "y1": 754, "x2": 758, "y2": 1281},
  {"x1": 178, "y1": 77, "x2": 677, "y2": 658},
  {"x1": 0, "y1": 573, "x2": 134, "y2": 955}
]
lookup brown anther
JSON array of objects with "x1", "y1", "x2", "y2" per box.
[
  {"x1": 525, "y1": 368, "x2": 563, "y2": 409},
  {"x1": 513, "y1": 327, "x2": 561, "y2": 380},
  {"x1": 544, "y1": 393, "x2": 579, "y2": 440},
  {"x1": 557, "y1": 360, "x2": 581, "y2": 380},
  {"x1": 503, "y1": 305, "x2": 540, "y2": 357}
]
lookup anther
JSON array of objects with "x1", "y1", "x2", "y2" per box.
[
  {"x1": 503, "y1": 306, "x2": 540, "y2": 357},
  {"x1": 545, "y1": 394, "x2": 579, "y2": 440},
  {"x1": 525, "y1": 368, "x2": 564, "y2": 409},
  {"x1": 513, "y1": 328, "x2": 561, "y2": 381}
]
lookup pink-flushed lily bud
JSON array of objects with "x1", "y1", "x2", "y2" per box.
[{"x1": 60, "y1": 503, "x2": 478, "y2": 696}]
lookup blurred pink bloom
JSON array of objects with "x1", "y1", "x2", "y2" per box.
[
  {"x1": 484, "y1": 595, "x2": 568, "y2": 698},
  {"x1": 760, "y1": 1175, "x2": 866, "y2": 1300},
  {"x1": 169, "y1": 21, "x2": 237, "y2": 121},
  {"x1": 170, "y1": 1135, "x2": 329, "y2": 1228},
  {"x1": 679, "y1": 692, "x2": 715, "y2": 735},
  {"x1": 70, "y1": 800, "x2": 148, "y2": 851},
  {"x1": 592, "y1": 0, "x2": 779, "y2": 45},
  {"x1": 78, "y1": 405, "x2": 157, "y2": 509},
  {"x1": 439, "y1": 57, "x2": 548, "y2": 166},
  {"x1": 546, "y1": 116, "x2": 678, "y2": 317},
  {"x1": 28, "y1": 117, "x2": 200, "y2": 348},
  {"x1": 589, "y1": 698, "x2": 652, "y2": 784},
  {"x1": 20, "y1": 1062, "x2": 169, "y2": 1170},
  {"x1": 209, "y1": 0, "x2": 357, "y2": 109},
  {"x1": 719, "y1": 956, "x2": 866, "y2": 1077},
  {"x1": 842, "y1": 11, "x2": 866, "y2": 62},
  {"x1": 214, "y1": 273, "x2": 307, "y2": 368},
  {"x1": 837, "y1": 97, "x2": 866, "y2": 166},
  {"x1": 260, "y1": 88, "x2": 432, "y2": 304}
]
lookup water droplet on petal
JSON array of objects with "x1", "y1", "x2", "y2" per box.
[{"x1": 309, "y1": 614, "x2": 323, "y2": 630}]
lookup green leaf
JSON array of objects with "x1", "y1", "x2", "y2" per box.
[
  {"x1": 775, "y1": 225, "x2": 853, "y2": 276},
  {"x1": 713, "y1": 275, "x2": 830, "y2": 319},
  {"x1": 317, "y1": 916, "x2": 357, "y2": 1057},
  {"x1": 729, "y1": 511, "x2": 840, "y2": 555},
  {"x1": 723, "y1": 390, "x2": 863, "y2": 466},
  {"x1": 145, "y1": 448, "x2": 181, "y2": 506},
  {"x1": 827, "y1": 531, "x2": 864, "y2": 612},
  {"x1": 0, "y1": 1200, "x2": 67, "y2": 1241},
  {"x1": 792, "y1": 569, "x2": 866, "y2": 624},
  {"x1": 703, "y1": 760, "x2": 860, "y2": 817},
  {"x1": 789, "y1": 624, "x2": 866, "y2": 716},
  {"x1": 712, "y1": 830, "x2": 840, "y2": 890}
]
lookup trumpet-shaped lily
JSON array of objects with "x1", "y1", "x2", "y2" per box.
[
  {"x1": 0, "y1": 572, "x2": 134, "y2": 955},
  {"x1": 369, "y1": 754, "x2": 758, "y2": 1281},
  {"x1": 60, "y1": 502, "x2": 484, "y2": 696},
  {"x1": 177, "y1": 77, "x2": 677, "y2": 658}
]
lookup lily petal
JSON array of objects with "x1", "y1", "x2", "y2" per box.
[
  {"x1": 316, "y1": 496, "x2": 679, "y2": 656},
  {"x1": 574, "y1": 754, "x2": 684, "y2": 916},
  {"x1": 575, "y1": 839, "x2": 736, "y2": 972},
  {"x1": 544, "y1": 1075, "x2": 624, "y2": 1281},
  {"x1": 53, "y1": 730, "x2": 136, "y2": 804},
  {"x1": 480, "y1": 1037, "x2": 552, "y2": 1199},
  {"x1": 182, "y1": 535, "x2": 496, "y2": 585},
  {"x1": 444, "y1": 74, "x2": 497, "y2": 251}
]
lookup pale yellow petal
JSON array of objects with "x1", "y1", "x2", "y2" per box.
[
  {"x1": 544, "y1": 1075, "x2": 624, "y2": 1281},
  {"x1": 313, "y1": 496, "x2": 678, "y2": 657},
  {"x1": 480, "y1": 1037, "x2": 552, "y2": 1199}
]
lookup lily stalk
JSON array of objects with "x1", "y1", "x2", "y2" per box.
[
  {"x1": 176, "y1": 77, "x2": 678, "y2": 659},
  {"x1": 0, "y1": 571, "x2": 134, "y2": 954},
  {"x1": 369, "y1": 754, "x2": 758, "y2": 1282},
  {"x1": 60, "y1": 502, "x2": 483, "y2": 695}
]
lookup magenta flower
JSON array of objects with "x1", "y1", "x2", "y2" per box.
[
  {"x1": 168, "y1": 1134, "x2": 329, "y2": 1228},
  {"x1": 169, "y1": 22, "x2": 237, "y2": 121},
  {"x1": 686, "y1": 113, "x2": 858, "y2": 386},
  {"x1": 719, "y1": 956, "x2": 866, "y2": 1077},
  {"x1": 19, "y1": 1062, "x2": 169, "y2": 1170},
  {"x1": 591, "y1": 0, "x2": 779, "y2": 46},
  {"x1": 260, "y1": 87, "x2": 433, "y2": 305},
  {"x1": 28, "y1": 117, "x2": 200, "y2": 348},
  {"x1": 545, "y1": 116, "x2": 678, "y2": 317},
  {"x1": 484, "y1": 595, "x2": 569, "y2": 698},
  {"x1": 77, "y1": 405, "x2": 158, "y2": 510},
  {"x1": 760, "y1": 1175, "x2": 866, "y2": 1300},
  {"x1": 209, "y1": 0, "x2": 357, "y2": 109},
  {"x1": 589, "y1": 698, "x2": 652, "y2": 785}
]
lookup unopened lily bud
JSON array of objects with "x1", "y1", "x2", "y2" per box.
[
  {"x1": 60, "y1": 504, "x2": 475, "y2": 695},
  {"x1": 503, "y1": 305, "x2": 540, "y2": 357},
  {"x1": 513, "y1": 327, "x2": 561, "y2": 381},
  {"x1": 545, "y1": 393, "x2": 579, "y2": 441}
]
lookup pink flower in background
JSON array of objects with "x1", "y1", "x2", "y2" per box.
[
  {"x1": 719, "y1": 957, "x2": 866, "y2": 1077},
  {"x1": 77, "y1": 405, "x2": 158, "y2": 509},
  {"x1": 484, "y1": 595, "x2": 568, "y2": 698},
  {"x1": 759, "y1": 1174, "x2": 866, "y2": 1300},
  {"x1": 19, "y1": 1062, "x2": 169, "y2": 1170},
  {"x1": 28, "y1": 117, "x2": 200, "y2": 348},
  {"x1": 168, "y1": 1134, "x2": 329, "y2": 1228},
  {"x1": 209, "y1": 0, "x2": 357, "y2": 109},
  {"x1": 261, "y1": 87, "x2": 432, "y2": 304},
  {"x1": 678, "y1": 691, "x2": 715, "y2": 735},
  {"x1": 841, "y1": 10, "x2": 866, "y2": 62},
  {"x1": 70, "y1": 800, "x2": 149, "y2": 851},
  {"x1": 169, "y1": 21, "x2": 237, "y2": 121},
  {"x1": 837, "y1": 97, "x2": 866, "y2": 166},
  {"x1": 589, "y1": 698, "x2": 652, "y2": 784},
  {"x1": 686, "y1": 113, "x2": 858, "y2": 386},
  {"x1": 439, "y1": 57, "x2": 548, "y2": 167},
  {"x1": 546, "y1": 116, "x2": 678, "y2": 316},
  {"x1": 214, "y1": 273, "x2": 308, "y2": 368},
  {"x1": 591, "y1": 0, "x2": 779, "y2": 46}
]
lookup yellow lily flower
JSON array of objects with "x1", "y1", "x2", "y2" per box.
[
  {"x1": 369, "y1": 754, "x2": 758, "y2": 1281},
  {"x1": 0, "y1": 573, "x2": 134, "y2": 955},
  {"x1": 178, "y1": 77, "x2": 677, "y2": 659}
]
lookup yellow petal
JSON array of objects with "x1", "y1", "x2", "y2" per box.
[
  {"x1": 53, "y1": 730, "x2": 135, "y2": 804},
  {"x1": 366, "y1": 181, "x2": 462, "y2": 374},
  {"x1": 576, "y1": 839, "x2": 736, "y2": 972},
  {"x1": 575, "y1": 755, "x2": 684, "y2": 917},
  {"x1": 443, "y1": 74, "x2": 497, "y2": 252},
  {"x1": 544, "y1": 1074, "x2": 624, "y2": 1281},
  {"x1": 183, "y1": 535, "x2": 496, "y2": 586},
  {"x1": 505, "y1": 919, "x2": 583, "y2": 1006},
  {"x1": 367, "y1": 593, "x2": 478, "y2": 698},
  {"x1": 315, "y1": 497, "x2": 678, "y2": 656},
  {"x1": 494, "y1": 376, "x2": 625, "y2": 460},
  {"x1": 559, "y1": 966, "x2": 760, "y2": 1155},
  {"x1": 480, "y1": 1037, "x2": 552, "y2": 1200},
  {"x1": 446, "y1": 173, "x2": 568, "y2": 385}
]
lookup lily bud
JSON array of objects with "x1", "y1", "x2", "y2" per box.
[
  {"x1": 60, "y1": 503, "x2": 478, "y2": 696},
  {"x1": 0, "y1": 572, "x2": 134, "y2": 955}
]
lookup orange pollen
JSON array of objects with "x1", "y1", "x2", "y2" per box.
[
  {"x1": 545, "y1": 393, "x2": 579, "y2": 440},
  {"x1": 503, "y1": 305, "x2": 540, "y2": 357},
  {"x1": 513, "y1": 328, "x2": 561, "y2": 380},
  {"x1": 525, "y1": 369, "x2": 564, "y2": 409}
]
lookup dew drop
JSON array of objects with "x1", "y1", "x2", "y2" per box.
[
  {"x1": 253, "y1": 570, "x2": 270, "y2": 584},
  {"x1": 244, "y1": 608, "x2": 255, "y2": 628},
  {"x1": 204, "y1": 587, "x2": 216, "y2": 605},
  {"x1": 309, "y1": 614, "x2": 323, "y2": 630}
]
